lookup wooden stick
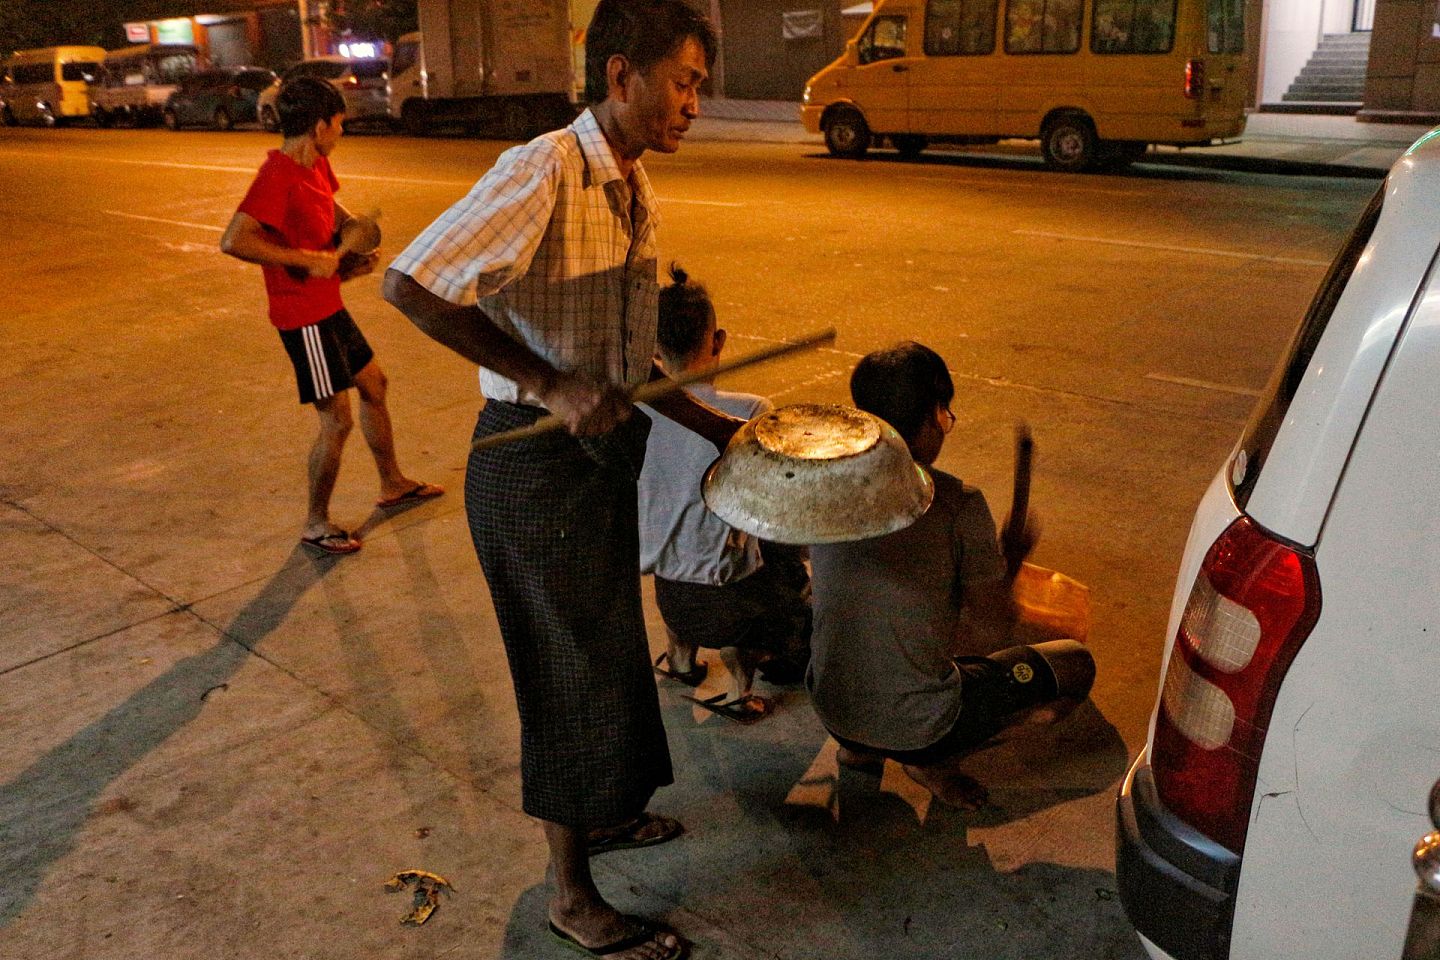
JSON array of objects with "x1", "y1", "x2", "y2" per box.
[{"x1": 469, "y1": 327, "x2": 837, "y2": 453}]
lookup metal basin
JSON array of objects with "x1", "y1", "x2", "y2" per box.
[{"x1": 702, "y1": 403, "x2": 934, "y2": 544}]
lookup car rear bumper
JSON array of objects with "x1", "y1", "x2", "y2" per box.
[{"x1": 1116, "y1": 748, "x2": 1241, "y2": 960}]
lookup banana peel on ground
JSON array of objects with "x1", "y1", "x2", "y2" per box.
[{"x1": 384, "y1": 869, "x2": 454, "y2": 925}]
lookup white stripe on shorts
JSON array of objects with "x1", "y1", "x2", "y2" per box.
[{"x1": 303, "y1": 325, "x2": 334, "y2": 399}]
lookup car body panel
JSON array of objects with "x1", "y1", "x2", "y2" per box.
[
  {"x1": 1242, "y1": 156, "x2": 1440, "y2": 547},
  {"x1": 166, "y1": 68, "x2": 274, "y2": 127},
  {"x1": 1228, "y1": 246, "x2": 1440, "y2": 959},
  {"x1": 257, "y1": 57, "x2": 391, "y2": 128},
  {"x1": 1121, "y1": 125, "x2": 1440, "y2": 960}
]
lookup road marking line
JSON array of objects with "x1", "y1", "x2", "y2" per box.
[
  {"x1": 898, "y1": 174, "x2": 1136, "y2": 196},
  {"x1": 657, "y1": 196, "x2": 747, "y2": 207},
  {"x1": 1014, "y1": 229, "x2": 1330, "y2": 267},
  {"x1": 0, "y1": 149, "x2": 749, "y2": 203},
  {"x1": 103, "y1": 210, "x2": 224, "y2": 232},
  {"x1": 1145, "y1": 372, "x2": 1261, "y2": 397},
  {"x1": 0, "y1": 149, "x2": 477, "y2": 186}
]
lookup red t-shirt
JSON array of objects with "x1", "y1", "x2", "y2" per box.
[{"x1": 237, "y1": 150, "x2": 344, "y2": 330}]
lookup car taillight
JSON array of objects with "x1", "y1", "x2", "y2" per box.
[
  {"x1": 1185, "y1": 59, "x2": 1205, "y2": 99},
  {"x1": 1151, "y1": 516, "x2": 1321, "y2": 853},
  {"x1": 344, "y1": 75, "x2": 359, "y2": 88}
]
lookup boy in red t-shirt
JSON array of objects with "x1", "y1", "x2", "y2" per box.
[{"x1": 221, "y1": 77, "x2": 439, "y2": 555}]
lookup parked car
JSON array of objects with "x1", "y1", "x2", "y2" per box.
[
  {"x1": 0, "y1": 46, "x2": 105, "y2": 126},
  {"x1": 163, "y1": 67, "x2": 276, "y2": 130},
  {"x1": 257, "y1": 56, "x2": 390, "y2": 132},
  {"x1": 91, "y1": 44, "x2": 199, "y2": 127},
  {"x1": 1115, "y1": 129, "x2": 1440, "y2": 959}
]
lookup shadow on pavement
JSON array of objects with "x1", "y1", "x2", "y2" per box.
[
  {"x1": 0, "y1": 549, "x2": 338, "y2": 925},
  {"x1": 493, "y1": 693, "x2": 1137, "y2": 959}
]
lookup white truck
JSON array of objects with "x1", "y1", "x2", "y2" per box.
[{"x1": 388, "y1": 0, "x2": 598, "y2": 138}]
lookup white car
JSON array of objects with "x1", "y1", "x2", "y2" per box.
[
  {"x1": 257, "y1": 56, "x2": 390, "y2": 132},
  {"x1": 1116, "y1": 129, "x2": 1440, "y2": 959}
]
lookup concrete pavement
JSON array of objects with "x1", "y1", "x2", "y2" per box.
[
  {"x1": 0, "y1": 116, "x2": 1381, "y2": 959},
  {"x1": 690, "y1": 97, "x2": 1434, "y2": 175}
]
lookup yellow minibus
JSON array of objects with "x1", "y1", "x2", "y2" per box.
[
  {"x1": 0, "y1": 46, "x2": 106, "y2": 126},
  {"x1": 801, "y1": 0, "x2": 1248, "y2": 170}
]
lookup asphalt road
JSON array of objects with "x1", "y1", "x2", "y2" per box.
[{"x1": 0, "y1": 124, "x2": 1378, "y2": 959}]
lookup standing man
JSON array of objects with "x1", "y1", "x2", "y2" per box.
[
  {"x1": 383, "y1": 3, "x2": 735, "y2": 957},
  {"x1": 221, "y1": 77, "x2": 441, "y2": 556}
]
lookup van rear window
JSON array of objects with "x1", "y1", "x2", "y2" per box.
[
  {"x1": 1207, "y1": 0, "x2": 1244, "y2": 53},
  {"x1": 1231, "y1": 189, "x2": 1383, "y2": 509}
]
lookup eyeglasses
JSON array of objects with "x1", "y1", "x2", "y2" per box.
[{"x1": 939, "y1": 406, "x2": 956, "y2": 434}]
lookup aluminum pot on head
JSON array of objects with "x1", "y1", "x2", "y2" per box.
[{"x1": 702, "y1": 403, "x2": 934, "y2": 545}]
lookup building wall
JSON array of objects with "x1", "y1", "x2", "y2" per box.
[
  {"x1": 1361, "y1": 0, "x2": 1440, "y2": 120},
  {"x1": 718, "y1": 0, "x2": 846, "y2": 100},
  {"x1": 1259, "y1": 0, "x2": 1327, "y2": 103}
]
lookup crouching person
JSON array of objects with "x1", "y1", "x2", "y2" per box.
[
  {"x1": 805, "y1": 342, "x2": 1095, "y2": 808},
  {"x1": 639, "y1": 264, "x2": 811, "y2": 723}
]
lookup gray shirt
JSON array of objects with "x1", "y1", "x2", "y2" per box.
[
  {"x1": 806, "y1": 469, "x2": 1006, "y2": 751},
  {"x1": 638, "y1": 384, "x2": 771, "y2": 585}
]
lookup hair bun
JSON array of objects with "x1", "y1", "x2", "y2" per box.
[{"x1": 668, "y1": 261, "x2": 689, "y2": 286}]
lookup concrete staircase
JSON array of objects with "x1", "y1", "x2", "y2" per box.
[{"x1": 1277, "y1": 33, "x2": 1370, "y2": 113}]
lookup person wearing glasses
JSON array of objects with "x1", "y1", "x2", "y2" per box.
[{"x1": 804, "y1": 341, "x2": 1091, "y2": 809}]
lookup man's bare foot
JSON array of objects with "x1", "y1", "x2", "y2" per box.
[
  {"x1": 837, "y1": 745, "x2": 885, "y2": 774},
  {"x1": 548, "y1": 901, "x2": 687, "y2": 960},
  {"x1": 902, "y1": 763, "x2": 989, "y2": 810}
]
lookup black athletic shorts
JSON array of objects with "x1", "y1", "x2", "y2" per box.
[
  {"x1": 831, "y1": 646, "x2": 1061, "y2": 766},
  {"x1": 277, "y1": 308, "x2": 374, "y2": 405}
]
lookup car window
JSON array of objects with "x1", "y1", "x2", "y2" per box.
[
  {"x1": 392, "y1": 40, "x2": 419, "y2": 76},
  {"x1": 311, "y1": 61, "x2": 349, "y2": 80},
  {"x1": 1006, "y1": 0, "x2": 1083, "y2": 53},
  {"x1": 925, "y1": 0, "x2": 998, "y2": 55},
  {"x1": 12, "y1": 63, "x2": 55, "y2": 84},
  {"x1": 1231, "y1": 188, "x2": 1384, "y2": 509},
  {"x1": 61, "y1": 61, "x2": 101, "y2": 82},
  {"x1": 1207, "y1": 0, "x2": 1244, "y2": 53},
  {"x1": 858, "y1": 15, "x2": 909, "y2": 64},
  {"x1": 1092, "y1": 0, "x2": 1177, "y2": 54}
]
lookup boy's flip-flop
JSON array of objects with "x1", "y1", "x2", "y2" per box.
[
  {"x1": 586, "y1": 812, "x2": 683, "y2": 855},
  {"x1": 548, "y1": 917, "x2": 688, "y2": 959},
  {"x1": 376, "y1": 482, "x2": 444, "y2": 508},
  {"x1": 686, "y1": 692, "x2": 773, "y2": 725},
  {"x1": 653, "y1": 652, "x2": 706, "y2": 687},
  {"x1": 301, "y1": 530, "x2": 361, "y2": 555}
]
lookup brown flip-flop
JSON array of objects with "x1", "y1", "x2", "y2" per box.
[
  {"x1": 301, "y1": 530, "x2": 361, "y2": 555},
  {"x1": 376, "y1": 482, "x2": 444, "y2": 508}
]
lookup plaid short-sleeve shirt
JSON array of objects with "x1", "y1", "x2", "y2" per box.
[{"x1": 390, "y1": 109, "x2": 660, "y2": 405}]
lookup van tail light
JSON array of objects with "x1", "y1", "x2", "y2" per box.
[
  {"x1": 1185, "y1": 59, "x2": 1205, "y2": 99},
  {"x1": 1151, "y1": 516, "x2": 1321, "y2": 853}
]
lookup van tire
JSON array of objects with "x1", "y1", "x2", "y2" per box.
[
  {"x1": 260, "y1": 105, "x2": 279, "y2": 132},
  {"x1": 213, "y1": 107, "x2": 233, "y2": 131},
  {"x1": 0, "y1": 105, "x2": 14, "y2": 126},
  {"x1": 163, "y1": 108, "x2": 180, "y2": 130},
  {"x1": 92, "y1": 107, "x2": 112, "y2": 128},
  {"x1": 825, "y1": 108, "x2": 871, "y2": 159},
  {"x1": 1041, "y1": 112, "x2": 1098, "y2": 172},
  {"x1": 892, "y1": 134, "x2": 927, "y2": 159}
]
